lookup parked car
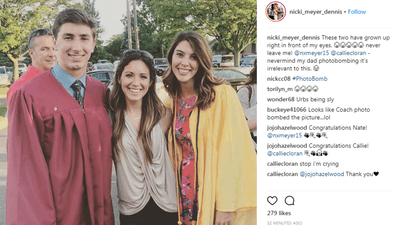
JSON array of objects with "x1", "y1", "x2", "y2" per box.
[
  {"x1": 98, "y1": 59, "x2": 110, "y2": 64},
  {"x1": 113, "y1": 60, "x2": 120, "y2": 71},
  {"x1": 18, "y1": 63, "x2": 27, "y2": 75},
  {"x1": 212, "y1": 55, "x2": 234, "y2": 67},
  {"x1": 155, "y1": 76, "x2": 168, "y2": 101},
  {"x1": 87, "y1": 69, "x2": 115, "y2": 85},
  {"x1": 0, "y1": 66, "x2": 10, "y2": 86},
  {"x1": 6, "y1": 67, "x2": 13, "y2": 74},
  {"x1": 6, "y1": 67, "x2": 14, "y2": 82},
  {"x1": 154, "y1": 58, "x2": 168, "y2": 76},
  {"x1": 212, "y1": 68, "x2": 247, "y2": 91},
  {"x1": 241, "y1": 55, "x2": 256, "y2": 67},
  {"x1": 92, "y1": 63, "x2": 114, "y2": 70},
  {"x1": 86, "y1": 62, "x2": 93, "y2": 72},
  {"x1": 229, "y1": 66, "x2": 252, "y2": 76}
]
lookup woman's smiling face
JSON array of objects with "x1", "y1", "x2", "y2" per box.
[
  {"x1": 171, "y1": 40, "x2": 199, "y2": 87},
  {"x1": 119, "y1": 59, "x2": 151, "y2": 105}
]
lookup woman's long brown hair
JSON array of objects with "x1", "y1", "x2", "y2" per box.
[
  {"x1": 245, "y1": 57, "x2": 257, "y2": 85},
  {"x1": 162, "y1": 31, "x2": 225, "y2": 110},
  {"x1": 107, "y1": 52, "x2": 165, "y2": 163}
]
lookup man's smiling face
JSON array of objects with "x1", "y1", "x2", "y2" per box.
[{"x1": 55, "y1": 22, "x2": 95, "y2": 78}]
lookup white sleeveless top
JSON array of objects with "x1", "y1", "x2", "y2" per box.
[{"x1": 116, "y1": 116, "x2": 177, "y2": 215}]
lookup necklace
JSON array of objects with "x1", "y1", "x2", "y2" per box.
[{"x1": 127, "y1": 109, "x2": 141, "y2": 121}]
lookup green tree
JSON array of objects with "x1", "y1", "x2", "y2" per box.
[
  {"x1": 152, "y1": 0, "x2": 257, "y2": 66},
  {"x1": 145, "y1": 0, "x2": 209, "y2": 57},
  {"x1": 0, "y1": 52, "x2": 12, "y2": 67},
  {"x1": 118, "y1": 0, "x2": 164, "y2": 58},
  {"x1": 91, "y1": 40, "x2": 115, "y2": 63},
  {"x1": 136, "y1": 0, "x2": 179, "y2": 58},
  {"x1": 211, "y1": 40, "x2": 229, "y2": 54},
  {"x1": 0, "y1": 0, "x2": 73, "y2": 81},
  {"x1": 104, "y1": 34, "x2": 124, "y2": 59},
  {"x1": 119, "y1": 0, "x2": 198, "y2": 58}
]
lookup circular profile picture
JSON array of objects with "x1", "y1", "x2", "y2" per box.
[{"x1": 266, "y1": 2, "x2": 286, "y2": 22}]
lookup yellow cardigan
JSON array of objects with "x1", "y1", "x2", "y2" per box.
[{"x1": 164, "y1": 84, "x2": 257, "y2": 225}]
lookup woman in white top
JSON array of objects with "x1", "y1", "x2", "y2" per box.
[
  {"x1": 237, "y1": 58, "x2": 257, "y2": 148},
  {"x1": 108, "y1": 50, "x2": 177, "y2": 225}
]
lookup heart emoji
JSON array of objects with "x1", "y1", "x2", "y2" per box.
[
  {"x1": 373, "y1": 172, "x2": 379, "y2": 176},
  {"x1": 267, "y1": 196, "x2": 278, "y2": 205}
]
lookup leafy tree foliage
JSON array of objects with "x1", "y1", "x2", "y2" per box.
[
  {"x1": 0, "y1": 52, "x2": 12, "y2": 67},
  {"x1": 104, "y1": 34, "x2": 124, "y2": 60},
  {"x1": 139, "y1": 0, "x2": 211, "y2": 58},
  {"x1": 91, "y1": 40, "x2": 115, "y2": 63},
  {"x1": 151, "y1": 0, "x2": 257, "y2": 66},
  {"x1": 118, "y1": 0, "x2": 165, "y2": 58}
]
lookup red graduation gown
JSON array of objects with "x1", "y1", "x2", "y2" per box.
[{"x1": 6, "y1": 70, "x2": 114, "y2": 225}]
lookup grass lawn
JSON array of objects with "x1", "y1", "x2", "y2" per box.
[
  {"x1": 0, "y1": 86, "x2": 9, "y2": 95},
  {"x1": 0, "y1": 87, "x2": 8, "y2": 117},
  {"x1": 0, "y1": 105, "x2": 6, "y2": 117}
]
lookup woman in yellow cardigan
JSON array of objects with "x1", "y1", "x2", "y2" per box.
[{"x1": 163, "y1": 31, "x2": 257, "y2": 225}]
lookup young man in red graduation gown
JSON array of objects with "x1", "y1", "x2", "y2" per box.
[{"x1": 6, "y1": 9, "x2": 114, "y2": 225}]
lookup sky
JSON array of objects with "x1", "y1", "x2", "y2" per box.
[{"x1": 95, "y1": 0, "x2": 128, "y2": 43}]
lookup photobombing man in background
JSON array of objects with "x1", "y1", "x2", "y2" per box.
[
  {"x1": 6, "y1": 8, "x2": 114, "y2": 225},
  {"x1": 6, "y1": 28, "x2": 57, "y2": 107}
]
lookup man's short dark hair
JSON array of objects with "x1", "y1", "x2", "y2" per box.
[
  {"x1": 53, "y1": 8, "x2": 96, "y2": 40},
  {"x1": 28, "y1": 29, "x2": 54, "y2": 50}
]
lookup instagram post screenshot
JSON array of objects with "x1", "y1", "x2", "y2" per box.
[
  {"x1": 2, "y1": 0, "x2": 258, "y2": 224},
  {"x1": 1, "y1": 0, "x2": 398, "y2": 224},
  {"x1": 259, "y1": 0, "x2": 400, "y2": 225}
]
